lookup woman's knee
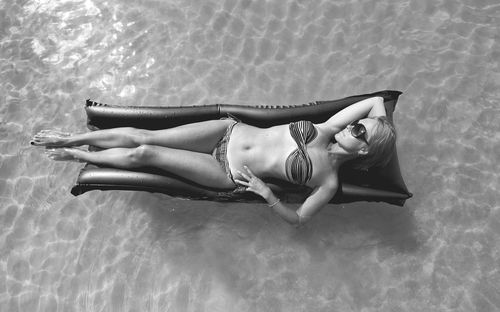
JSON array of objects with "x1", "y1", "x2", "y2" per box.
[
  {"x1": 120, "y1": 127, "x2": 149, "y2": 145},
  {"x1": 129, "y1": 144, "x2": 155, "y2": 165}
]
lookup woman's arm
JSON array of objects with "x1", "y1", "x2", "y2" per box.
[
  {"x1": 235, "y1": 166, "x2": 336, "y2": 226},
  {"x1": 318, "y1": 96, "x2": 386, "y2": 135},
  {"x1": 264, "y1": 183, "x2": 336, "y2": 225}
]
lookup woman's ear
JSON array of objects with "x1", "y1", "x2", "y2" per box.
[{"x1": 357, "y1": 148, "x2": 368, "y2": 156}]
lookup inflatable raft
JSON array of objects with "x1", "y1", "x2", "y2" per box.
[{"x1": 71, "y1": 90, "x2": 412, "y2": 206}]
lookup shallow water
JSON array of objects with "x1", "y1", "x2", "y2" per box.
[{"x1": 1, "y1": 0, "x2": 499, "y2": 311}]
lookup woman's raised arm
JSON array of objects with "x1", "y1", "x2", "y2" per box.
[{"x1": 318, "y1": 96, "x2": 385, "y2": 135}]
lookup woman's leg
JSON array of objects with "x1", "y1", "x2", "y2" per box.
[
  {"x1": 32, "y1": 120, "x2": 234, "y2": 153},
  {"x1": 46, "y1": 145, "x2": 236, "y2": 188}
]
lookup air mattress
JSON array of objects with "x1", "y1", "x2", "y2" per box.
[{"x1": 71, "y1": 90, "x2": 412, "y2": 206}]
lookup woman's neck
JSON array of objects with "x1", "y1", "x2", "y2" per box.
[{"x1": 327, "y1": 143, "x2": 357, "y2": 169}]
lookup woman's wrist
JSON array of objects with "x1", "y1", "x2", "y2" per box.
[
  {"x1": 267, "y1": 198, "x2": 281, "y2": 208},
  {"x1": 262, "y1": 188, "x2": 276, "y2": 203}
]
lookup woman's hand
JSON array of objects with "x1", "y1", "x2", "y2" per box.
[{"x1": 234, "y1": 166, "x2": 271, "y2": 199}]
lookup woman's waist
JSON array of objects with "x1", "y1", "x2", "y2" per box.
[
  {"x1": 228, "y1": 148, "x2": 285, "y2": 176},
  {"x1": 230, "y1": 123, "x2": 289, "y2": 147},
  {"x1": 226, "y1": 123, "x2": 292, "y2": 178}
]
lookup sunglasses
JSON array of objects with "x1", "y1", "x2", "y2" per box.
[{"x1": 349, "y1": 120, "x2": 369, "y2": 145}]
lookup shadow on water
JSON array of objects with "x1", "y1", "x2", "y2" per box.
[
  {"x1": 118, "y1": 192, "x2": 421, "y2": 307},
  {"x1": 134, "y1": 191, "x2": 420, "y2": 256},
  {"x1": 294, "y1": 201, "x2": 421, "y2": 256}
]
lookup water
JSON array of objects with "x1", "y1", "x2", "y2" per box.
[{"x1": 1, "y1": 0, "x2": 499, "y2": 311}]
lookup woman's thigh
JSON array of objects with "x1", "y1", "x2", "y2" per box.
[
  {"x1": 137, "y1": 145, "x2": 236, "y2": 189},
  {"x1": 141, "y1": 120, "x2": 234, "y2": 153}
]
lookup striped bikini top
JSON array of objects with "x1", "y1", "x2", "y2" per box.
[{"x1": 285, "y1": 120, "x2": 318, "y2": 185}]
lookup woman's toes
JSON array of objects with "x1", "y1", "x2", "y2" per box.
[
  {"x1": 45, "y1": 147, "x2": 84, "y2": 162},
  {"x1": 31, "y1": 130, "x2": 71, "y2": 146}
]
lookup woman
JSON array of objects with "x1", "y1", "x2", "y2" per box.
[{"x1": 31, "y1": 96, "x2": 395, "y2": 225}]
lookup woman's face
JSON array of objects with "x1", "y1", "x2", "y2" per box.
[{"x1": 335, "y1": 118, "x2": 378, "y2": 154}]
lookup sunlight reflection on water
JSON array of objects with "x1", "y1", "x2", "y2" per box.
[{"x1": 0, "y1": 0, "x2": 499, "y2": 311}]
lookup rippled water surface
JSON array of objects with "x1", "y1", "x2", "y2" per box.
[{"x1": 1, "y1": 0, "x2": 499, "y2": 311}]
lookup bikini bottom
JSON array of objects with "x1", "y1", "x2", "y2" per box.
[{"x1": 212, "y1": 119, "x2": 246, "y2": 192}]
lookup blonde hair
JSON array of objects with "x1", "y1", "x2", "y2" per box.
[{"x1": 350, "y1": 116, "x2": 396, "y2": 170}]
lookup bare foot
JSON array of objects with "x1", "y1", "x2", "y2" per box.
[
  {"x1": 31, "y1": 130, "x2": 72, "y2": 147},
  {"x1": 45, "y1": 148, "x2": 83, "y2": 162}
]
